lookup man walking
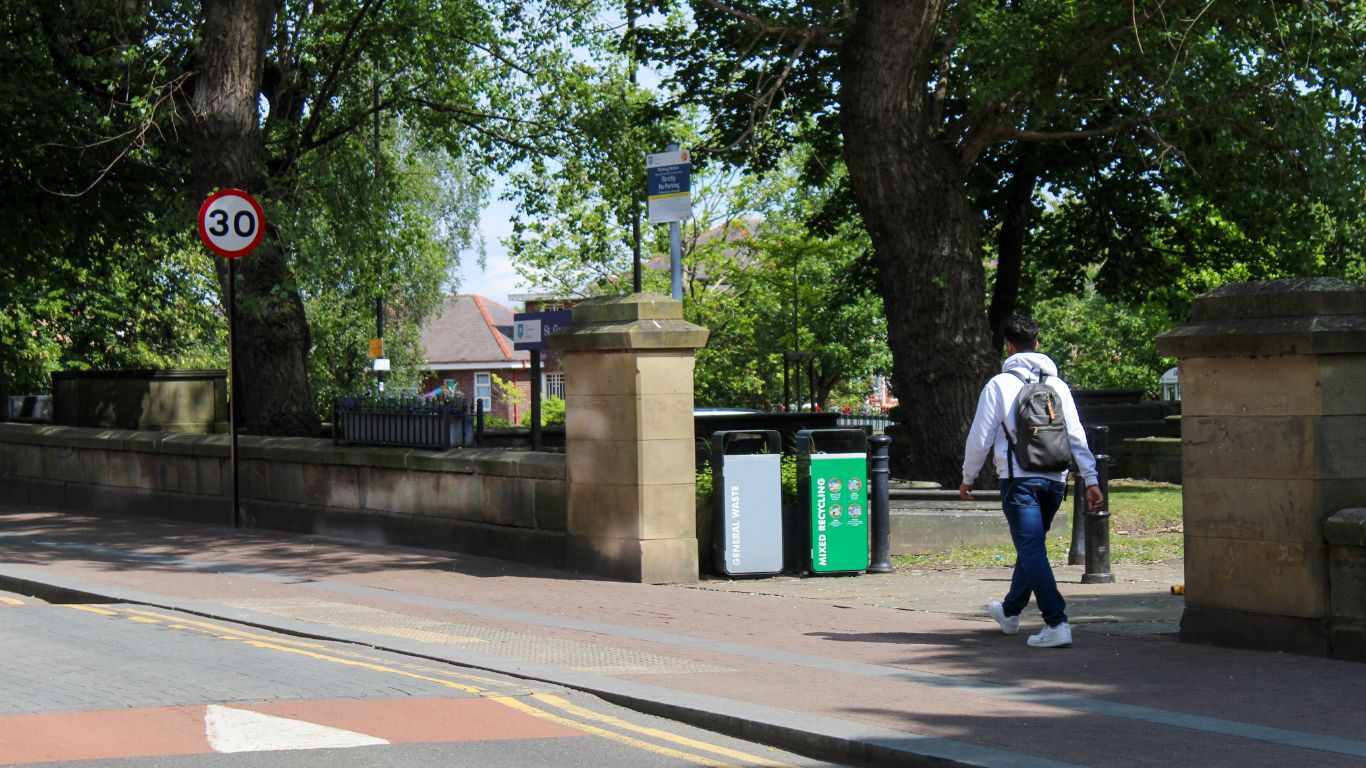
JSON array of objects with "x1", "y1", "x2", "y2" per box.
[{"x1": 959, "y1": 315, "x2": 1104, "y2": 648}]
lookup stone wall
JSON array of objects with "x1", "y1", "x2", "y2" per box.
[
  {"x1": 1326, "y1": 508, "x2": 1366, "y2": 661},
  {"x1": 1119, "y1": 437, "x2": 1182, "y2": 484},
  {"x1": 1158, "y1": 278, "x2": 1366, "y2": 658},
  {"x1": 51, "y1": 370, "x2": 228, "y2": 433},
  {"x1": 0, "y1": 423, "x2": 568, "y2": 567}
]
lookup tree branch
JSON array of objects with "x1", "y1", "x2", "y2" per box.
[
  {"x1": 955, "y1": 0, "x2": 1196, "y2": 165},
  {"x1": 297, "y1": 0, "x2": 385, "y2": 152},
  {"x1": 723, "y1": 30, "x2": 814, "y2": 153},
  {"x1": 700, "y1": 0, "x2": 842, "y2": 50}
]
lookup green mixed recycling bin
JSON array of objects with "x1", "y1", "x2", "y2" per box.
[
  {"x1": 710, "y1": 430, "x2": 784, "y2": 577},
  {"x1": 797, "y1": 428, "x2": 869, "y2": 574}
]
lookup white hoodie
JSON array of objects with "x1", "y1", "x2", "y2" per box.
[{"x1": 960, "y1": 351, "x2": 1099, "y2": 487}]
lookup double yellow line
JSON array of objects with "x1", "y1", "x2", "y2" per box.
[{"x1": 63, "y1": 605, "x2": 795, "y2": 768}]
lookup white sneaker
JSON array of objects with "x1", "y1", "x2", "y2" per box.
[
  {"x1": 987, "y1": 601, "x2": 1020, "y2": 635},
  {"x1": 1027, "y1": 622, "x2": 1073, "y2": 648}
]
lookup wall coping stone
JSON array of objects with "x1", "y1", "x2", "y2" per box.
[
  {"x1": 1325, "y1": 508, "x2": 1366, "y2": 547},
  {"x1": 570, "y1": 292, "x2": 683, "y2": 323},
  {"x1": 1159, "y1": 279, "x2": 1366, "y2": 359},
  {"x1": 1191, "y1": 278, "x2": 1365, "y2": 321},
  {"x1": 551, "y1": 293, "x2": 708, "y2": 353},
  {"x1": 1157, "y1": 314, "x2": 1366, "y2": 358},
  {"x1": 0, "y1": 423, "x2": 564, "y2": 480}
]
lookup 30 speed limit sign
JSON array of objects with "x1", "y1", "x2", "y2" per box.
[{"x1": 197, "y1": 188, "x2": 265, "y2": 258}]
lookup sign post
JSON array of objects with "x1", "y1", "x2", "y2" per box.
[
  {"x1": 512, "y1": 310, "x2": 572, "y2": 451},
  {"x1": 198, "y1": 188, "x2": 265, "y2": 530},
  {"x1": 646, "y1": 146, "x2": 692, "y2": 300}
]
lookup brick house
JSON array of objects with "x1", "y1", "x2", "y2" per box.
[{"x1": 419, "y1": 295, "x2": 569, "y2": 425}]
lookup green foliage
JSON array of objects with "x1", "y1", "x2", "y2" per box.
[
  {"x1": 336, "y1": 391, "x2": 465, "y2": 415},
  {"x1": 521, "y1": 396, "x2": 566, "y2": 427},
  {"x1": 682, "y1": 154, "x2": 889, "y2": 409},
  {"x1": 1027, "y1": 289, "x2": 1176, "y2": 397},
  {"x1": 0, "y1": 0, "x2": 606, "y2": 423}
]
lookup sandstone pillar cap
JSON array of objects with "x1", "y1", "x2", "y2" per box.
[
  {"x1": 1157, "y1": 278, "x2": 1366, "y2": 358},
  {"x1": 549, "y1": 293, "x2": 708, "y2": 352}
]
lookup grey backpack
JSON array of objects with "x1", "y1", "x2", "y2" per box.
[{"x1": 1003, "y1": 370, "x2": 1073, "y2": 475}]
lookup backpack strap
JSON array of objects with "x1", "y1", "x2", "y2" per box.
[{"x1": 1001, "y1": 369, "x2": 1030, "y2": 482}]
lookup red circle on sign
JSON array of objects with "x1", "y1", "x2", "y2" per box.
[{"x1": 197, "y1": 188, "x2": 266, "y2": 258}]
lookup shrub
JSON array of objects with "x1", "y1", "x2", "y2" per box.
[{"x1": 520, "y1": 395, "x2": 566, "y2": 427}]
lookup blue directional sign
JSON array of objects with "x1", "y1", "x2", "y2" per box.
[
  {"x1": 513, "y1": 310, "x2": 572, "y2": 351},
  {"x1": 646, "y1": 149, "x2": 692, "y2": 223}
]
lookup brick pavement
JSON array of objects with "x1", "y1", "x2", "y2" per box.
[{"x1": 1, "y1": 500, "x2": 1364, "y2": 768}]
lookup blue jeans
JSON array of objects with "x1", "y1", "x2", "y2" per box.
[{"x1": 999, "y1": 478, "x2": 1068, "y2": 628}]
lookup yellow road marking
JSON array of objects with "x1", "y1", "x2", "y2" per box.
[
  {"x1": 0, "y1": 596, "x2": 24, "y2": 606},
  {"x1": 60, "y1": 604, "x2": 118, "y2": 616},
  {"x1": 226, "y1": 636, "x2": 490, "y2": 695},
  {"x1": 122, "y1": 607, "x2": 520, "y2": 690},
  {"x1": 125, "y1": 609, "x2": 332, "y2": 649},
  {"x1": 101, "y1": 605, "x2": 782, "y2": 766},
  {"x1": 491, "y1": 695, "x2": 742, "y2": 768},
  {"x1": 531, "y1": 692, "x2": 796, "y2": 768}
]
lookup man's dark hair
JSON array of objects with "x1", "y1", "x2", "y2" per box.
[{"x1": 1002, "y1": 314, "x2": 1039, "y2": 351}]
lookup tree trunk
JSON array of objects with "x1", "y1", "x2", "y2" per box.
[
  {"x1": 988, "y1": 149, "x2": 1039, "y2": 351},
  {"x1": 839, "y1": 0, "x2": 995, "y2": 486},
  {"x1": 191, "y1": 0, "x2": 320, "y2": 436}
]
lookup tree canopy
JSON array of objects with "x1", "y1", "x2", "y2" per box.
[
  {"x1": 1, "y1": 0, "x2": 609, "y2": 429},
  {"x1": 633, "y1": 0, "x2": 1365, "y2": 482}
]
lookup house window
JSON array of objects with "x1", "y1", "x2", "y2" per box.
[
  {"x1": 474, "y1": 372, "x2": 492, "y2": 413},
  {"x1": 543, "y1": 372, "x2": 565, "y2": 399}
]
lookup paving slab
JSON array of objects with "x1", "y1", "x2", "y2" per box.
[{"x1": 0, "y1": 500, "x2": 1362, "y2": 768}]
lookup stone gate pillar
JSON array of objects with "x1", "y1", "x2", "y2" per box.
[
  {"x1": 1157, "y1": 278, "x2": 1366, "y2": 655},
  {"x1": 548, "y1": 293, "x2": 708, "y2": 583}
]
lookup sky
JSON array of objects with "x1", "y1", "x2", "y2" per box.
[{"x1": 455, "y1": 191, "x2": 527, "y2": 310}]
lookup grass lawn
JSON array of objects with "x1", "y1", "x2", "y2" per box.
[{"x1": 892, "y1": 479, "x2": 1184, "y2": 569}]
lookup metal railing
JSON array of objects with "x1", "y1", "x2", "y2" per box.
[
  {"x1": 332, "y1": 400, "x2": 481, "y2": 451},
  {"x1": 835, "y1": 414, "x2": 894, "y2": 433}
]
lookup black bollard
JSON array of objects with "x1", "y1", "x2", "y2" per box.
[
  {"x1": 1067, "y1": 472, "x2": 1086, "y2": 565},
  {"x1": 1082, "y1": 446, "x2": 1115, "y2": 584},
  {"x1": 866, "y1": 434, "x2": 894, "y2": 573},
  {"x1": 1069, "y1": 424, "x2": 1110, "y2": 565}
]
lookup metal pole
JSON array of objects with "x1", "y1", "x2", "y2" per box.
[
  {"x1": 628, "y1": 4, "x2": 642, "y2": 295},
  {"x1": 530, "y1": 349, "x2": 542, "y2": 451},
  {"x1": 0, "y1": 343, "x2": 8, "y2": 422},
  {"x1": 475, "y1": 398, "x2": 484, "y2": 448},
  {"x1": 866, "y1": 434, "x2": 894, "y2": 573},
  {"x1": 786, "y1": 355, "x2": 797, "y2": 409},
  {"x1": 228, "y1": 258, "x2": 241, "y2": 529},
  {"x1": 375, "y1": 296, "x2": 385, "y2": 394},
  {"x1": 667, "y1": 143, "x2": 682, "y2": 301},
  {"x1": 373, "y1": 81, "x2": 386, "y2": 395}
]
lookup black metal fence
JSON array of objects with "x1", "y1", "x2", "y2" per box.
[
  {"x1": 332, "y1": 400, "x2": 480, "y2": 451},
  {"x1": 836, "y1": 414, "x2": 894, "y2": 433}
]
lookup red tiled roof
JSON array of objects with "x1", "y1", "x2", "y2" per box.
[{"x1": 419, "y1": 295, "x2": 530, "y2": 366}]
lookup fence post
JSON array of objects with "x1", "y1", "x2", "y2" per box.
[
  {"x1": 866, "y1": 434, "x2": 895, "y2": 574},
  {"x1": 475, "y1": 399, "x2": 484, "y2": 447}
]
